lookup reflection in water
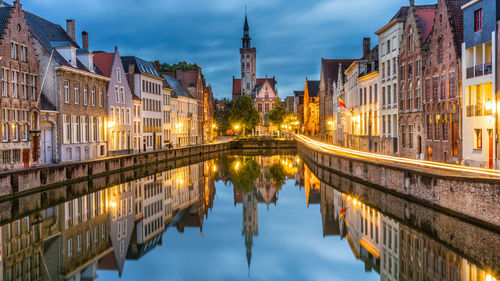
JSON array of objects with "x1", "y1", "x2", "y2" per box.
[{"x1": 0, "y1": 155, "x2": 497, "y2": 281}]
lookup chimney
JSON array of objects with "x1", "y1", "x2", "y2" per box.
[
  {"x1": 66, "y1": 19, "x2": 75, "y2": 41},
  {"x1": 82, "y1": 31, "x2": 89, "y2": 50},
  {"x1": 176, "y1": 68, "x2": 182, "y2": 80},
  {"x1": 363, "y1": 37, "x2": 371, "y2": 58},
  {"x1": 153, "y1": 60, "x2": 160, "y2": 72}
]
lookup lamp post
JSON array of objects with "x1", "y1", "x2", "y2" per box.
[{"x1": 234, "y1": 124, "x2": 241, "y2": 139}]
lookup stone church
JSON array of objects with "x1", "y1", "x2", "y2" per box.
[{"x1": 232, "y1": 13, "x2": 279, "y2": 134}]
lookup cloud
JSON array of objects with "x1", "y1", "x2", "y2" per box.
[{"x1": 21, "y1": 0, "x2": 436, "y2": 99}]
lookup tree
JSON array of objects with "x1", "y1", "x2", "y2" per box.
[
  {"x1": 268, "y1": 99, "x2": 287, "y2": 137},
  {"x1": 229, "y1": 95, "x2": 260, "y2": 135},
  {"x1": 215, "y1": 100, "x2": 233, "y2": 134},
  {"x1": 229, "y1": 157, "x2": 261, "y2": 193},
  {"x1": 269, "y1": 163, "x2": 286, "y2": 190},
  {"x1": 156, "y1": 61, "x2": 200, "y2": 72}
]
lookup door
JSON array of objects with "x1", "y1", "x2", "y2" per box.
[
  {"x1": 452, "y1": 122, "x2": 458, "y2": 157},
  {"x1": 42, "y1": 127, "x2": 53, "y2": 164},
  {"x1": 427, "y1": 145, "x2": 433, "y2": 161},
  {"x1": 488, "y1": 129, "x2": 493, "y2": 169},
  {"x1": 22, "y1": 149, "x2": 29, "y2": 168}
]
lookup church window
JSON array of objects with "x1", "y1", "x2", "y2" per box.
[{"x1": 246, "y1": 83, "x2": 250, "y2": 90}]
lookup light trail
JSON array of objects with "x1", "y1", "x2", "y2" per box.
[{"x1": 296, "y1": 135, "x2": 500, "y2": 178}]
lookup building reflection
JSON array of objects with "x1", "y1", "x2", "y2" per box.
[{"x1": 0, "y1": 156, "x2": 496, "y2": 281}]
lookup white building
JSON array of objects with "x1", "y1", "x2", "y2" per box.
[
  {"x1": 375, "y1": 7, "x2": 406, "y2": 156},
  {"x1": 163, "y1": 75, "x2": 198, "y2": 147},
  {"x1": 162, "y1": 81, "x2": 173, "y2": 147},
  {"x1": 380, "y1": 214, "x2": 399, "y2": 281},
  {"x1": 122, "y1": 57, "x2": 164, "y2": 152},
  {"x1": 461, "y1": 0, "x2": 497, "y2": 168}
]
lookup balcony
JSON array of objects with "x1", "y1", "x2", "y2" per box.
[
  {"x1": 466, "y1": 104, "x2": 486, "y2": 117},
  {"x1": 466, "y1": 63, "x2": 493, "y2": 79}
]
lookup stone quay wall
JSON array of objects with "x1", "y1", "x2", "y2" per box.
[{"x1": 297, "y1": 141, "x2": 500, "y2": 229}]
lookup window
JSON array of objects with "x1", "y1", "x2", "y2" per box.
[
  {"x1": 101, "y1": 223, "x2": 105, "y2": 241},
  {"x1": 425, "y1": 79, "x2": 430, "y2": 101},
  {"x1": 77, "y1": 234, "x2": 82, "y2": 255},
  {"x1": 99, "y1": 88, "x2": 104, "y2": 107},
  {"x1": 120, "y1": 87, "x2": 125, "y2": 103},
  {"x1": 440, "y1": 75, "x2": 446, "y2": 100},
  {"x1": 402, "y1": 125, "x2": 406, "y2": 148},
  {"x1": 83, "y1": 85, "x2": 88, "y2": 105},
  {"x1": 10, "y1": 43, "x2": 17, "y2": 60},
  {"x1": 449, "y1": 72, "x2": 456, "y2": 98},
  {"x1": 474, "y1": 129, "x2": 482, "y2": 150},
  {"x1": 64, "y1": 81, "x2": 70, "y2": 103},
  {"x1": 474, "y1": 9, "x2": 482, "y2": 32},
  {"x1": 432, "y1": 77, "x2": 439, "y2": 101},
  {"x1": 427, "y1": 115, "x2": 433, "y2": 140},
  {"x1": 11, "y1": 71, "x2": 17, "y2": 98},
  {"x1": 115, "y1": 86, "x2": 119, "y2": 103},
  {"x1": 117, "y1": 68, "x2": 121, "y2": 83},
  {"x1": 387, "y1": 40, "x2": 391, "y2": 54},
  {"x1": 94, "y1": 226, "x2": 98, "y2": 246},
  {"x1": 92, "y1": 86, "x2": 96, "y2": 106},
  {"x1": 408, "y1": 125, "x2": 413, "y2": 148},
  {"x1": 67, "y1": 238, "x2": 73, "y2": 260},
  {"x1": 20, "y1": 45, "x2": 27, "y2": 62},
  {"x1": 74, "y1": 84, "x2": 79, "y2": 104}
]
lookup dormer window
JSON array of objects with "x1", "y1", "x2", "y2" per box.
[{"x1": 70, "y1": 49, "x2": 76, "y2": 67}]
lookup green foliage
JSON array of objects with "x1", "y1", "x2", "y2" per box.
[
  {"x1": 214, "y1": 100, "x2": 233, "y2": 134},
  {"x1": 229, "y1": 157, "x2": 261, "y2": 193},
  {"x1": 268, "y1": 99, "x2": 287, "y2": 127},
  {"x1": 269, "y1": 163, "x2": 286, "y2": 190},
  {"x1": 157, "y1": 61, "x2": 200, "y2": 72},
  {"x1": 229, "y1": 95, "x2": 260, "y2": 133}
]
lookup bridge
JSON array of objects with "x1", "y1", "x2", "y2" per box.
[{"x1": 296, "y1": 135, "x2": 500, "y2": 229}]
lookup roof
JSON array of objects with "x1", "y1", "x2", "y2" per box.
[
  {"x1": 23, "y1": 10, "x2": 104, "y2": 75},
  {"x1": 0, "y1": 6, "x2": 13, "y2": 39},
  {"x1": 163, "y1": 75, "x2": 195, "y2": 99},
  {"x1": 121, "y1": 56, "x2": 161, "y2": 78},
  {"x1": 294, "y1": 91, "x2": 304, "y2": 97},
  {"x1": 446, "y1": 1, "x2": 468, "y2": 47},
  {"x1": 321, "y1": 59, "x2": 355, "y2": 83},
  {"x1": 41, "y1": 94, "x2": 56, "y2": 111},
  {"x1": 256, "y1": 78, "x2": 277, "y2": 92},
  {"x1": 415, "y1": 6, "x2": 437, "y2": 43},
  {"x1": 306, "y1": 80, "x2": 320, "y2": 97},
  {"x1": 93, "y1": 52, "x2": 115, "y2": 77},
  {"x1": 180, "y1": 71, "x2": 198, "y2": 88}
]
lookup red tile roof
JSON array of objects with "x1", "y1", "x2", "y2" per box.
[
  {"x1": 415, "y1": 6, "x2": 437, "y2": 43},
  {"x1": 92, "y1": 52, "x2": 115, "y2": 77},
  {"x1": 232, "y1": 78, "x2": 241, "y2": 96}
]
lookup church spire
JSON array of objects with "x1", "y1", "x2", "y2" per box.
[{"x1": 242, "y1": 10, "x2": 251, "y2": 49}]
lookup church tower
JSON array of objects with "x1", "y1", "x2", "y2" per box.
[{"x1": 240, "y1": 12, "x2": 256, "y2": 96}]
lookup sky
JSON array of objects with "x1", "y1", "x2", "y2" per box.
[{"x1": 20, "y1": 0, "x2": 435, "y2": 100}]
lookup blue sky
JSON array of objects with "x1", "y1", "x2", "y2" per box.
[{"x1": 21, "y1": 0, "x2": 434, "y2": 99}]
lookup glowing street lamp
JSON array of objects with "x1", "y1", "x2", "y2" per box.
[
  {"x1": 108, "y1": 120, "x2": 115, "y2": 128},
  {"x1": 234, "y1": 161, "x2": 240, "y2": 171}
]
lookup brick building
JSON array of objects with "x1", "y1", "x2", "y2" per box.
[
  {"x1": 422, "y1": 0, "x2": 466, "y2": 163},
  {"x1": 26, "y1": 15, "x2": 110, "y2": 163},
  {"x1": 398, "y1": 1, "x2": 436, "y2": 159},
  {"x1": 0, "y1": 0, "x2": 40, "y2": 171}
]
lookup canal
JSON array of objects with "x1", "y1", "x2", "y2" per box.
[{"x1": 0, "y1": 154, "x2": 498, "y2": 281}]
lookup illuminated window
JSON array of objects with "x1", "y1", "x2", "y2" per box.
[{"x1": 474, "y1": 129, "x2": 482, "y2": 150}]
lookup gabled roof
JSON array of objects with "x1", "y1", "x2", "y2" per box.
[
  {"x1": 306, "y1": 80, "x2": 320, "y2": 97},
  {"x1": 121, "y1": 56, "x2": 161, "y2": 78},
  {"x1": 446, "y1": 0, "x2": 468, "y2": 47},
  {"x1": 0, "y1": 6, "x2": 12, "y2": 39},
  {"x1": 321, "y1": 59, "x2": 355, "y2": 83},
  {"x1": 256, "y1": 78, "x2": 277, "y2": 92},
  {"x1": 415, "y1": 5, "x2": 437, "y2": 43},
  {"x1": 23, "y1": 9, "x2": 104, "y2": 75},
  {"x1": 93, "y1": 52, "x2": 115, "y2": 77},
  {"x1": 163, "y1": 75, "x2": 195, "y2": 99}
]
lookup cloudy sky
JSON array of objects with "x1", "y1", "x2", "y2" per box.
[{"x1": 21, "y1": 0, "x2": 434, "y2": 99}]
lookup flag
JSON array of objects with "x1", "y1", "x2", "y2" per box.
[{"x1": 339, "y1": 97, "x2": 346, "y2": 109}]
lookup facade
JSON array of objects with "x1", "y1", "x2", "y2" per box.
[
  {"x1": 284, "y1": 96, "x2": 294, "y2": 112},
  {"x1": 26, "y1": 15, "x2": 110, "y2": 163},
  {"x1": 423, "y1": 0, "x2": 466, "y2": 163},
  {"x1": 122, "y1": 56, "x2": 163, "y2": 152},
  {"x1": 162, "y1": 80, "x2": 173, "y2": 146},
  {"x1": 232, "y1": 13, "x2": 279, "y2": 134},
  {"x1": 94, "y1": 47, "x2": 134, "y2": 156},
  {"x1": 344, "y1": 39, "x2": 380, "y2": 152},
  {"x1": 332, "y1": 64, "x2": 349, "y2": 145},
  {"x1": 132, "y1": 96, "x2": 142, "y2": 152},
  {"x1": 375, "y1": 7, "x2": 409, "y2": 156},
  {"x1": 303, "y1": 78, "x2": 320, "y2": 136},
  {"x1": 461, "y1": 0, "x2": 498, "y2": 168},
  {"x1": 163, "y1": 75, "x2": 198, "y2": 147},
  {"x1": 319, "y1": 59, "x2": 355, "y2": 143},
  {"x1": 0, "y1": 0, "x2": 40, "y2": 171},
  {"x1": 293, "y1": 91, "x2": 304, "y2": 127},
  {"x1": 398, "y1": 2, "x2": 436, "y2": 159}
]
